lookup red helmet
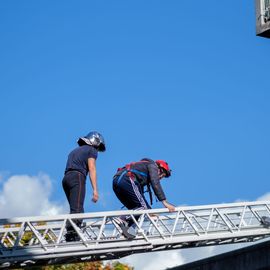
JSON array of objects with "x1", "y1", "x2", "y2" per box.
[{"x1": 156, "y1": 160, "x2": 171, "y2": 178}]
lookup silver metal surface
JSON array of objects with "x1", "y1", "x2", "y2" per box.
[
  {"x1": 1, "y1": 201, "x2": 270, "y2": 268},
  {"x1": 255, "y1": 0, "x2": 270, "y2": 37}
]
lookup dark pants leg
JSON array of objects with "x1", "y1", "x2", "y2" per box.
[
  {"x1": 62, "y1": 171, "x2": 86, "y2": 234},
  {"x1": 113, "y1": 175, "x2": 151, "y2": 210},
  {"x1": 113, "y1": 175, "x2": 151, "y2": 226}
]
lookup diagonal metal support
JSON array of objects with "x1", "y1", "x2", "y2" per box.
[{"x1": 1, "y1": 201, "x2": 270, "y2": 269}]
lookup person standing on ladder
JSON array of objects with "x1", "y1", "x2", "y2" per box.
[
  {"x1": 113, "y1": 158, "x2": 175, "y2": 239},
  {"x1": 62, "y1": 131, "x2": 106, "y2": 242}
]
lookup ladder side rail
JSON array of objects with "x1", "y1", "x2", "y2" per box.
[
  {"x1": 4, "y1": 233, "x2": 15, "y2": 248},
  {"x1": 155, "y1": 216, "x2": 173, "y2": 235},
  {"x1": 238, "y1": 205, "x2": 247, "y2": 228},
  {"x1": 26, "y1": 222, "x2": 48, "y2": 250},
  {"x1": 223, "y1": 212, "x2": 240, "y2": 229},
  {"x1": 206, "y1": 208, "x2": 214, "y2": 231},
  {"x1": 247, "y1": 206, "x2": 263, "y2": 225},
  {"x1": 1, "y1": 200, "x2": 270, "y2": 225},
  {"x1": 13, "y1": 222, "x2": 26, "y2": 249},
  {"x1": 56, "y1": 219, "x2": 67, "y2": 245},
  {"x1": 96, "y1": 216, "x2": 107, "y2": 241},
  {"x1": 1, "y1": 227, "x2": 270, "y2": 268},
  {"x1": 265, "y1": 203, "x2": 270, "y2": 214},
  {"x1": 171, "y1": 210, "x2": 181, "y2": 235},
  {"x1": 46, "y1": 228, "x2": 57, "y2": 243},
  {"x1": 1, "y1": 201, "x2": 270, "y2": 269},
  {"x1": 181, "y1": 211, "x2": 200, "y2": 235},
  {"x1": 138, "y1": 213, "x2": 146, "y2": 229},
  {"x1": 185, "y1": 210, "x2": 214, "y2": 232},
  {"x1": 145, "y1": 214, "x2": 166, "y2": 239},
  {"x1": 68, "y1": 219, "x2": 88, "y2": 246},
  {"x1": 0, "y1": 210, "x2": 266, "y2": 250},
  {"x1": 84, "y1": 224, "x2": 100, "y2": 240},
  {"x1": 217, "y1": 206, "x2": 244, "y2": 230},
  {"x1": 0, "y1": 202, "x2": 269, "y2": 230},
  {"x1": 130, "y1": 214, "x2": 150, "y2": 242}
]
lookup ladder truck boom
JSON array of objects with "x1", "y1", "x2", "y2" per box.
[{"x1": 1, "y1": 201, "x2": 270, "y2": 269}]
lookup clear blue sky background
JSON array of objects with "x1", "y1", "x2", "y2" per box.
[{"x1": 0, "y1": 0, "x2": 269, "y2": 214}]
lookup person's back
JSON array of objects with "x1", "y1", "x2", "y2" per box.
[
  {"x1": 65, "y1": 145, "x2": 98, "y2": 177},
  {"x1": 112, "y1": 158, "x2": 175, "y2": 239},
  {"x1": 62, "y1": 131, "x2": 106, "y2": 242},
  {"x1": 114, "y1": 158, "x2": 167, "y2": 203},
  {"x1": 113, "y1": 158, "x2": 175, "y2": 211}
]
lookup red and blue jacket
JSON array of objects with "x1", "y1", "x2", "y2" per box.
[{"x1": 114, "y1": 158, "x2": 166, "y2": 202}]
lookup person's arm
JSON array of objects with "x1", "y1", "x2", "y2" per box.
[
  {"x1": 148, "y1": 163, "x2": 175, "y2": 212},
  {"x1": 148, "y1": 163, "x2": 166, "y2": 201},
  {"x1": 88, "y1": 158, "x2": 99, "y2": 203},
  {"x1": 161, "y1": 200, "x2": 175, "y2": 212}
]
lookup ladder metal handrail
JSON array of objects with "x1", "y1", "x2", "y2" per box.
[{"x1": 1, "y1": 201, "x2": 270, "y2": 269}]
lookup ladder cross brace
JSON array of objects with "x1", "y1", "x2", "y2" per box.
[{"x1": 1, "y1": 201, "x2": 270, "y2": 269}]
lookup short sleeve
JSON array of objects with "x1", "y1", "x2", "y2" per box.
[{"x1": 88, "y1": 146, "x2": 98, "y2": 160}]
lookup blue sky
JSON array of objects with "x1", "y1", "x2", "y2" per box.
[
  {"x1": 1, "y1": 0, "x2": 270, "y2": 212},
  {"x1": 0, "y1": 1, "x2": 270, "y2": 267}
]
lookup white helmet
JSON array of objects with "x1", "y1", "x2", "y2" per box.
[{"x1": 77, "y1": 131, "x2": 106, "y2": 152}]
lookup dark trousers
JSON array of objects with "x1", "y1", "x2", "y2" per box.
[
  {"x1": 113, "y1": 175, "x2": 151, "y2": 226},
  {"x1": 62, "y1": 171, "x2": 86, "y2": 231},
  {"x1": 113, "y1": 175, "x2": 151, "y2": 210}
]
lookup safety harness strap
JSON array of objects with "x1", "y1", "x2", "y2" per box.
[
  {"x1": 116, "y1": 160, "x2": 154, "y2": 205},
  {"x1": 116, "y1": 169, "x2": 147, "y2": 184}
]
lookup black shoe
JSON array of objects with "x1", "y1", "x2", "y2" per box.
[
  {"x1": 113, "y1": 217, "x2": 136, "y2": 240},
  {"x1": 65, "y1": 232, "x2": 80, "y2": 242},
  {"x1": 261, "y1": 216, "x2": 270, "y2": 227},
  {"x1": 120, "y1": 223, "x2": 136, "y2": 240}
]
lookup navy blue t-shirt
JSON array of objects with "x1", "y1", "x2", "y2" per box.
[{"x1": 65, "y1": 145, "x2": 98, "y2": 178}]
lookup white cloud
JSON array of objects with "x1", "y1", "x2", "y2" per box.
[
  {"x1": 233, "y1": 192, "x2": 270, "y2": 204},
  {"x1": 172, "y1": 193, "x2": 270, "y2": 267},
  {"x1": 175, "y1": 193, "x2": 270, "y2": 266},
  {"x1": 1, "y1": 174, "x2": 269, "y2": 269},
  {"x1": 118, "y1": 192, "x2": 270, "y2": 269},
  {"x1": 0, "y1": 171, "x2": 9, "y2": 185},
  {"x1": 0, "y1": 173, "x2": 66, "y2": 218},
  {"x1": 118, "y1": 244, "x2": 250, "y2": 270},
  {"x1": 119, "y1": 250, "x2": 185, "y2": 270},
  {"x1": 257, "y1": 192, "x2": 270, "y2": 201}
]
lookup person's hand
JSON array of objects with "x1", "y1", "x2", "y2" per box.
[
  {"x1": 92, "y1": 190, "x2": 99, "y2": 203},
  {"x1": 162, "y1": 201, "x2": 176, "y2": 212},
  {"x1": 166, "y1": 204, "x2": 176, "y2": 212}
]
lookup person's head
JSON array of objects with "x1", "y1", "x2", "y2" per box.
[
  {"x1": 77, "y1": 131, "x2": 106, "y2": 152},
  {"x1": 155, "y1": 160, "x2": 171, "y2": 179}
]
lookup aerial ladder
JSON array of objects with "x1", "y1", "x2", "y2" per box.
[
  {"x1": 1, "y1": 201, "x2": 270, "y2": 269},
  {"x1": 255, "y1": 0, "x2": 270, "y2": 37}
]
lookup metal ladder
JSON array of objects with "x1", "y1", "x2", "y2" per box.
[{"x1": 1, "y1": 201, "x2": 270, "y2": 269}]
